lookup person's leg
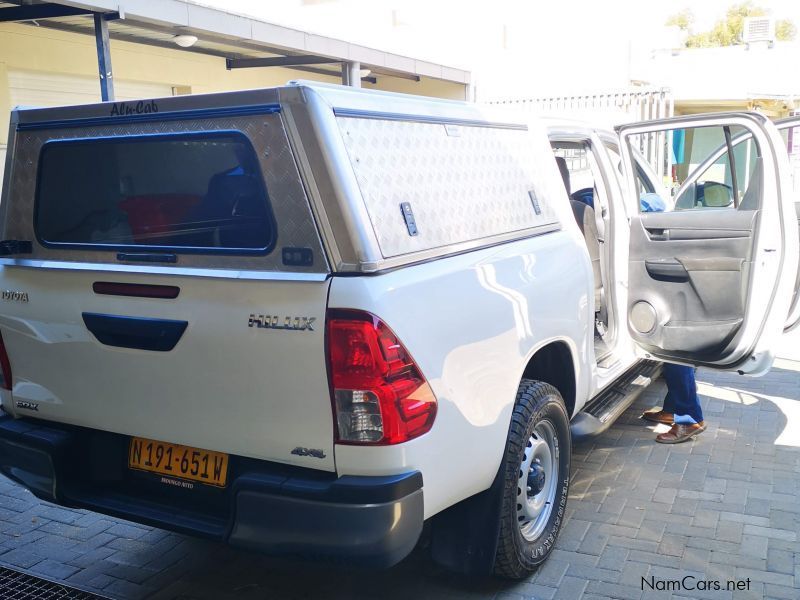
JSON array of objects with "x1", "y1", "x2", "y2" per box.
[
  {"x1": 641, "y1": 365, "x2": 677, "y2": 424},
  {"x1": 662, "y1": 387, "x2": 676, "y2": 415},
  {"x1": 657, "y1": 365, "x2": 705, "y2": 444},
  {"x1": 664, "y1": 365, "x2": 703, "y2": 423}
]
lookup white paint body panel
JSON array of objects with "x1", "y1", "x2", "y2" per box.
[{"x1": 329, "y1": 231, "x2": 594, "y2": 518}]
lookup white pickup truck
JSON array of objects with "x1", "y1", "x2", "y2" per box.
[{"x1": 0, "y1": 82, "x2": 797, "y2": 579}]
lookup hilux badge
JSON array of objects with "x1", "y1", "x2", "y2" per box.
[{"x1": 248, "y1": 314, "x2": 316, "y2": 331}]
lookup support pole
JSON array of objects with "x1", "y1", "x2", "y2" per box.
[
  {"x1": 94, "y1": 13, "x2": 115, "y2": 101},
  {"x1": 341, "y1": 61, "x2": 361, "y2": 88}
]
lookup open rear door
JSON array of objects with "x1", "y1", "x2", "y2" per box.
[
  {"x1": 775, "y1": 116, "x2": 800, "y2": 331},
  {"x1": 618, "y1": 112, "x2": 799, "y2": 374}
]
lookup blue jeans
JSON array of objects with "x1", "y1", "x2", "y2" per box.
[{"x1": 662, "y1": 364, "x2": 703, "y2": 424}]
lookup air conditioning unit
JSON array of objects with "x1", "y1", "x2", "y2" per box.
[{"x1": 742, "y1": 17, "x2": 775, "y2": 44}]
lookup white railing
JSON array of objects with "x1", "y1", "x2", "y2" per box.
[{"x1": 487, "y1": 88, "x2": 675, "y2": 182}]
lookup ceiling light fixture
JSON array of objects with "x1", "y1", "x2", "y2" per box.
[{"x1": 173, "y1": 34, "x2": 199, "y2": 48}]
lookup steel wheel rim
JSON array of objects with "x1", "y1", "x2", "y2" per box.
[{"x1": 516, "y1": 418, "x2": 559, "y2": 542}]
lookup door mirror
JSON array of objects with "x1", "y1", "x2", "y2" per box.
[
  {"x1": 699, "y1": 181, "x2": 734, "y2": 208},
  {"x1": 674, "y1": 181, "x2": 697, "y2": 209}
]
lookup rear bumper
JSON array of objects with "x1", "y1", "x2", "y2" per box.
[{"x1": 0, "y1": 415, "x2": 423, "y2": 567}]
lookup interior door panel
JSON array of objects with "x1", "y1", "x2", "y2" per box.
[
  {"x1": 628, "y1": 210, "x2": 757, "y2": 358},
  {"x1": 619, "y1": 113, "x2": 798, "y2": 371}
]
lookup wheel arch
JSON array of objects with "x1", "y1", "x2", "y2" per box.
[{"x1": 521, "y1": 339, "x2": 578, "y2": 418}]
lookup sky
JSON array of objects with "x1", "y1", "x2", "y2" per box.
[{"x1": 199, "y1": 0, "x2": 800, "y2": 98}]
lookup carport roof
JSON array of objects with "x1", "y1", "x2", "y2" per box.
[{"x1": 0, "y1": 0, "x2": 471, "y2": 85}]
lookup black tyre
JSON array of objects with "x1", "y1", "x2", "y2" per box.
[{"x1": 493, "y1": 380, "x2": 571, "y2": 579}]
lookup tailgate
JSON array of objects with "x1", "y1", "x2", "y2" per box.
[
  {"x1": 0, "y1": 96, "x2": 336, "y2": 471},
  {"x1": 0, "y1": 269, "x2": 334, "y2": 470}
]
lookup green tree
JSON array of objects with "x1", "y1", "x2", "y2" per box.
[
  {"x1": 666, "y1": 2, "x2": 796, "y2": 47},
  {"x1": 666, "y1": 9, "x2": 694, "y2": 31},
  {"x1": 776, "y1": 18, "x2": 797, "y2": 41}
]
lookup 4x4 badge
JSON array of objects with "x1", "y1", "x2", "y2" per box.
[
  {"x1": 248, "y1": 314, "x2": 316, "y2": 331},
  {"x1": 291, "y1": 447, "x2": 326, "y2": 459}
]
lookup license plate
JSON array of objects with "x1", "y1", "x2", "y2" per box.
[{"x1": 128, "y1": 437, "x2": 229, "y2": 487}]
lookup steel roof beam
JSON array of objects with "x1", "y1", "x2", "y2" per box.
[
  {"x1": 226, "y1": 56, "x2": 341, "y2": 69},
  {"x1": 227, "y1": 56, "x2": 377, "y2": 85},
  {"x1": 0, "y1": 3, "x2": 94, "y2": 22}
]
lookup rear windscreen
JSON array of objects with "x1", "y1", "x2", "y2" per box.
[{"x1": 35, "y1": 132, "x2": 275, "y2": 254}]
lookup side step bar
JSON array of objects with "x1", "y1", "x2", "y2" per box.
[{"x1": 571, "y1": 360, "x2": 662, "y2": 441}]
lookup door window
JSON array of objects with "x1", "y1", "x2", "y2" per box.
[
  {"x1": 629, "y1": 125, "x2": 761, "y2": 213},
  {"x1": 603, "y1": 142, "x2": 665, "y2": 211},
  {"x1": 551, "y1": 143, "x2": 608, "y2": 213}
]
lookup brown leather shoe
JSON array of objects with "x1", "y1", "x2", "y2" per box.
[
  {"x1": 656, "y1": 421, "x2": 706, "y2": 444},
  {"x1": 641, "y1": 407, "x2": 674, "y2": 425}
]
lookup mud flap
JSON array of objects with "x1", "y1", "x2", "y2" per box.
[{"x1": 429, "y1": 464, "x2": 504, "y2": 575}]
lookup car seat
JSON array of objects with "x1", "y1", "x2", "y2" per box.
[{"x1": 555, "y1": 157, "x2": 604, "y2": 313}]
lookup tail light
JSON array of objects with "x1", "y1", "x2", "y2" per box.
[
  {"x1": 326, "y1": 309, "x2": 437, "y2": 445},
  {"x1": 0, "y1": 332, "x2": 12, "y2": 391}
]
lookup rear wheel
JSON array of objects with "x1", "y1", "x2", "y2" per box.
[{"x1": 493, "y1": 380, "x2": 571, "y2": 579}]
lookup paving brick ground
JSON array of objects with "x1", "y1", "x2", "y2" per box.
[{"x1": 0, "y1": 331, "x2": 798, "y2": 599}]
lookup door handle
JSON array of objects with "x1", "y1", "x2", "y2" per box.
[
  {"x1": 645, "y1": 259, "x2": 689, "y2": 281},
  {"x1": 644, "y1": 227, "x2": 669, "y2": 241}
]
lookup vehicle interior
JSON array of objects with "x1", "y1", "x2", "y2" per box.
[{"x1": 551, "y1": 142, "x2": 612, "y2": 359}]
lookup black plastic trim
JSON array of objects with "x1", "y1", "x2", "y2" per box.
[
  {"x1": 116, "y1": 253, "x2": 178, "y2": 264},
  {"x1": 0, "y1": 416, "x2": 424, "y2": 568},
  {"x1": 233, "y1": 470, "x2": 423, "y2": 505},
  {"x1": 82, "y1": 312, "x2": 188, "y2": 352},
  {"x1": 645, "y1": 259, "x2": 689, "y2": 281}
]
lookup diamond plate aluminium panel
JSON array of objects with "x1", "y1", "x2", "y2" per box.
[
  {"x1": 4, "y1": 112, "x2": 328, "y2": 274},
  {"x1": 336, "y1": 116, "x2": 560, "y2": 259}
]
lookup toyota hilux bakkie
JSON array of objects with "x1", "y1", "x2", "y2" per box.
[{"x1": 0, "y1": 83, "x2": 796, "y2": 578}]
